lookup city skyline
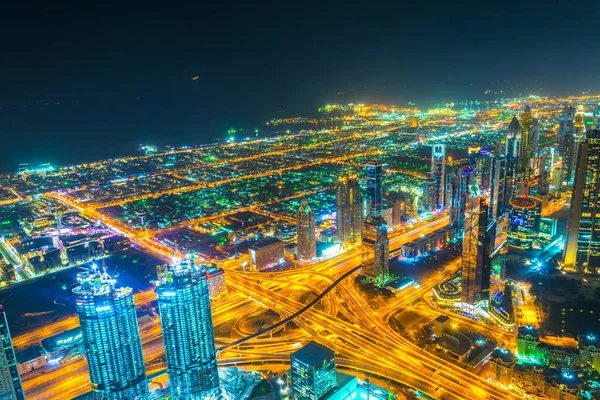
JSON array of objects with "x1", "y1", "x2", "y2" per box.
[
  {"x1": 1, "y1": 2, "x2": 600, "y2": 172},
  {"x1": 2, "y1": 94, "x2": 600, "y2": 399}
]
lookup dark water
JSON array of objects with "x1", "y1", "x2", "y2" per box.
[{"x1": 0, "y1": 247, "x2": 162, "y2": 334}]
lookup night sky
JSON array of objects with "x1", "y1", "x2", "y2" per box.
[{"x1": 1, "y1": 1, "x2": 599, "y2": 172}]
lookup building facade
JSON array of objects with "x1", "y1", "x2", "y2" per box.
[
  {"x1": 517, "y1": 105, "x2": 534, "y2": 177},
  {"x1": 366, "y1": 162, "x2": 383, "y2": 218},
  {"x1": 156, "y1": 258, "x2": 221, "y2": 399},
  {"x1": 563, "y1": 129, "x2": 600, "y2": 272},
  {"x1": 0, "y1": 306, "x2": 24, "y2": 400},
  {"x1": 291, "y1": 342, "x2": 337, "y2": 400},
  {"x1": 507, "y1": 196, "x2": 542, "y2": 251},
  {"x1": 431, "y1": 144, "x2": 446, "y2": 211},
  {"x1": 249, "y1": 238, "x2": 284, "y2": 271},
  {"x1": 335, "y1": 174, "x2": 362, "y2": 247},
  {"x1": 73, "y1": 271, "x2": 148, "y2": 400},
  {"x1": 297, "y1": 199, "x2": 317, "y2": 261}
]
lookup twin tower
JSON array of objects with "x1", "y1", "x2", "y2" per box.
[{"x1": 73, "y1": 259, "x2": 221, "y2": 400}]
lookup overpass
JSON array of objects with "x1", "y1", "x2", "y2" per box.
[{"x1": 218, "y1": 265, "x2": 361, "y2": 351}]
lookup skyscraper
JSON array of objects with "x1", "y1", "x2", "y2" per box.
[
  {"x1": 558, "y1": 105, "x2": 575, "y2": 158},
  {"x1": 156, "y1": 258, "x2": 221, "y2": 400},
  {"x1": 507, "y1": 196, "x2": 542, "y2": 251},
  {"x1": 297, "y1": 199, "x2": 316, "y2": 261},
  {"x1": 478, "y1": 198, "x2": 494, "y2": 304},
  {"x1": 0, "y1": 306, "x2": 24, "y2": 400},
  {"x1": 366, "y1": 162, "x2": 383, "y2": 218},
  {"x1": 517, "y1": 105, "x2": 534, "y2": 177},
  {"x1": 431, "y1": 144, "x2": 446, "y2": 211},
  {"x1": 506, "y1": 116, "x2": 521, "y2": 177},
  {"x1": 73, "y1": 270, "x2": 148, "y2": 400},
  {"x1": 363, "y1": 162, "x2": 389, "y2": 283},
  {"x1": 461, "y1": 182, "x2": 487, "y2": 315},
  {"x1": 563, "y1": 129, "x2": 600, "y2": 272},
  {"x1": 290, "y1": 341, "x2": 336, "y2": 400},
  {"x1": 335, "y1": 174, "x2": 362, "y2": 247},
  {"x1": 537, "y1": 153, "x2": 550, "y2": 195},
  {"x1": 490, "y1": 155, "x2": 507, "y2": 219}
]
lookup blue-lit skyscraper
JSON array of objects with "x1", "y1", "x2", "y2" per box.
[
  {"x1": 564, "y1": 129, "x2": 600, "y2": 272},
  {"x1": 73, "y1": 271, "x2": 148, "y2": 400},
  {"x1": 0, "y1": 306, "x2": 24, "y2": 400},
  {"x1": 366, "y1": 161, "x2": 383, "y2": 218},
  {"x1": 363, "y1": 161, "x2": 389, "y2": 283},
  {"x1": 431, "y1": 144, "x2": 446, "y2": 211},
  {"x1": 156, "y1": 258, "x2": 221, "y2": 399},
  {"x1": 291, "y1": 341, "x2": 336, "y2": 400}
]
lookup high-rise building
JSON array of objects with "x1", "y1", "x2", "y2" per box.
[
  {"x1": 517, "y1": 105, "x2": 534, "y2": 177},
  {"x1": 558, "y1": 105, "x2": 575, "y2": 159},
  {"x1": 595, "y1": 104, "x2": 600, "y2": 129},
  {"x1": 366, "y1": 162, "x2": 383, "y2": 218},
  {"x1": 363, "y1": 162, "x2": 389, "y2": 282},
  {"x1": 156, "y1": 258, "x2": 221, "y2": 400},
  {"x1": 335, "y1": 174, "x2": 362, "y2": 247},
  {"x1": 574, "y1": 109, "x2": 586, "y2": 138},
  {"x1": 563, "y1": 129, "x2": 600, "y2": 272},
  {"x1": 290, "y1": 341, "x2": 336, "y2": 400},
  {"x1": 297, "y1": 199, "x2": 316, "y2": 261},
  {"x1": 0, "y1": 306, "x2": 24, "y2": 400},
  {"x1": 73, "y1": 271, "x2": 148, "y2": 400},
  {"x1": 506, "y1": 116, "x2": 521, "y2": 177},
  {"x1": 537, "y1": 153, "x2": 550, "y2": 195},
  {"x1": 507, "y1": 196, "x2": 542, "y2": 251},
  {"x1": 490, "y1": 156, "x2": 507, "y2": 219},
  {"x1": 461, "y1": 182, "x2": 486, "y2": 315},
  {"x1": 431, "y1": 144, "x2": 446, "y2": 211},
  {"x1": 479, "y1": 198, "x2": 494, "y2": 304}
]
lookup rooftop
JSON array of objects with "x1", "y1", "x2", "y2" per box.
[
  {"x1": 16, "y1": 344, "x2": 44, "y2": 363},
  {"x1": 292, "y1": 341, "x2": 335, "y2": 367},
  {"x1": 250, "y1": 237, "x2": 283, "y2": 250}
]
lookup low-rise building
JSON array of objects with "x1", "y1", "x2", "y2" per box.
[
  {"x1": 206, "y1": 266, "x2": 225, "y2": 299},
  {"x1": 517, "y1": 326, "x2": 540, "y2": 359},
  {"x1": 249, "y1": 238, "x2": 284, "y2": 271},
  {"x1": 16, "y1": 345, "x2": 46, "y2": 375},
  {"x1": 512, "y1": 364, "x2": 581, "y2": 400},
  {"x1": 489, "y1": 349, "x2": 515, "y2": 386},
  {"x1": 41, "y1": 327, "x2": 82, "y2": 362},
  {"x1": 435, "y1": 329, "x2": 472, "y2": 362},
  {"x1": 577, "y1": 333, "x2": 600, "y2": 372}
]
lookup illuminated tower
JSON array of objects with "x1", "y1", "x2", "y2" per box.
[
  {"x1": 363, "y1": 162, "x2": 389, "y2": 283},
  {"x1": 595, "y1": 104, "x2": 600, "y2": 129},
  {"x1": 290, "y1": 341, "x2": 336, "y2": 400},
  {"x1": 505, "y1": 116, "x2": 521, "y2": 182},
  {"x1": 0, "y1": 306, "x2": 24, "y2": 400},
  {"x1": 335, "y1": 174, "x2": 362, "y2": 247},
  {"x1": 517, "y1": 105, "x2": 534, "y2": 176},
  {"x1": 558, "y1": 105, "x2": 575, "y2": 156},
  {"x1": 563, "y1": 129, "x2": 600, "y2": 272},
  {"x1": 73, "y1": 271, "x2": 148, "y2": 400},
  {"x1": 460, "y1": 182, "x2": 485, "y2": 315},
  {"x1": 537, "y1": 153, "x2": 550, "y2": 195},
  {"x1": 574, "y1": 109, "x2": 586, "y2": 138},
  {"x1": 490, "y1": 156, "x2": 507, "y2": 219},
  {"x1": 507, "y1": 196, "x2": 542, "y2": 250},
  {"x1": 431, "y1": 144, "x2": 446, "y2": 211},
  {"x1": 366, "y1": 162, "x2": 383, "y2": 217},
  {"x1": 297, "y1": 199, "x2": 316, "y2": 261},
  {"x1": 156, "y1": 258, "x2": 221, "y2": 400}
]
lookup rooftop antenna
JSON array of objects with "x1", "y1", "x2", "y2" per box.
[{"x1": 100, "y1": 240, "x2": 111, "y2": 280}]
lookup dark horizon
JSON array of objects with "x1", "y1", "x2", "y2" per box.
[{"x1": 1, "y1": 1, "x2": 599, "y2": 172}]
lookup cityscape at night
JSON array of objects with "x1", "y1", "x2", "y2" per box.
[{"x1": 2, "y1": 2, "x2": 600, "y2": 400}]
